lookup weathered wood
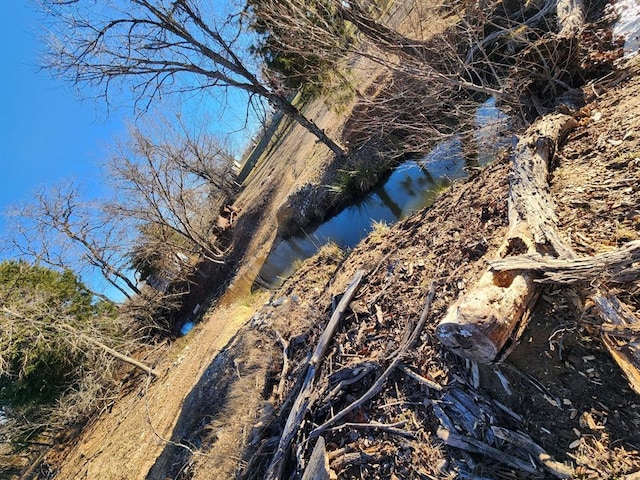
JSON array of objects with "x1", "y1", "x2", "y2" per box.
[
  {"x1": 264, "y1": 270, "x2": 364, "y2": 480},
  {"x1": 436, "y1": 427, "x2": 542, "y2": 475},
  {"x1": 593, "y1": 293, "x2": 640, "y2": 394},
  {"x1": 436, "y1": 115, "x2": 577, "y2": 363},
  {"x1": 491, "y1": 426, "x2": 573, "y2": 478},
  {"x1": 301, "y1": 437, "x2": 331, "y2": 480},
  {"x1": 309, "y1": 284, "x2": 436, "y2": 439},
  {"x1": 508, "y1": 114, "x2": 578, "y2": 257},
  {"x1": 489, "y1": 240, "x2": 640, "y2": 284}
]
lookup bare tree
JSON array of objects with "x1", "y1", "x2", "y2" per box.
[
  {"x1": 3, "y1": 182, "x2": 140, "y2": 300},
  {"x1": 244, "y1": 0, "x2": 506, "y2": 158},
  {"x1": 106, "y1": 119, "x2": 233, "y2": 270},
  {"x1": 39, "y1": 0, "x2": 347, "y2": 157}
]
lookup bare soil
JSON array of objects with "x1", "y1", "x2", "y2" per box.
[{"x1": 28, "y1": 37, "x2": 640, "y2": 480}]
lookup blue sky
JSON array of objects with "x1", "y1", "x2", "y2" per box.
[
  {"x1": 0, "y1": 1, "x2": 264, "y2": 298},
  {"x1": 0, "y1": 2, "x2": 128, "y2": 211},
  {"x1": 0, "y1": 2, "x2": 262, "y2": 215}
]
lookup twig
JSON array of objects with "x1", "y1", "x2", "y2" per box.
[
  {"x1": 325, "y1": 362, "x2": 379, "y2": 403},
  {"x1": 274, "y1": 330, "x2": 290, "y2": 401},
  {"x1": 328, "y1": 421, "x2": 416, "y2": 439},
  {"x1": 309, "y1": 283, "x2": 436, "y2": 439},
  {"x1": 398, "y1": 364, "x2": 443, "y2": 391}
]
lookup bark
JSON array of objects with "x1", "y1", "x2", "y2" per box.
[
  {"x1": 436, "y1": 114, "x2": 577, "y2": 363},
  {"x1": 489, "y1": 240, "x2": 640, "y2": 285}
]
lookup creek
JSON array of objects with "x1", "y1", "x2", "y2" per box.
[
  {"x1": 247, "y1": 1, "x2": 640, "y2": 294},
  {"x1": 221, "y1": 98, "x2": 509, "y2": 306}
]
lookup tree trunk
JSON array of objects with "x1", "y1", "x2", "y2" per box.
[
  {"x1": 436, "y1": 114, "x2": 577, "y2": 363},
  {"x1": 269, "y1": 93, "x2": 347, "y2": 157}
]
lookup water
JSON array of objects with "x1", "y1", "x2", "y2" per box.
[
  {"x1": 180, "y1": 321, "x2": 195, "y2": 336},
  {"x1": 251, "y1": 98, "x2": 508, "y2": 289},
  {"x1": 614, "y1": 0, "x2": 640, "y2": 55}
]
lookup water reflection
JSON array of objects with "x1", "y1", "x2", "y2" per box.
[
  {"x1": 252, "y1": 98, "x2": 508, "y2": 290},
  {"x1": 614, "y1": 0, "x2": 640, "y2": 55}
]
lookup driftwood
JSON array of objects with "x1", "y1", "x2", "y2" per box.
[
  {"x1": 436, "y1": 114, "x2": 577, "y2": 363},
  {"x1": 264, "y1": 270, "x2": 364, "y2": 480},
  {"x1": 301, "y1": 437, "x2": 331, "y2": 480},
  {"x1": 593, "y1": 293, "x2": 640, "y2": 394}
]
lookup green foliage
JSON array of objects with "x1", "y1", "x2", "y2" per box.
[
  {"x1": 327, "y1": 163, "x2": 380, "y2": 197},
  {"x1": 0, "y1": 261, "x2": 118, "y2": 413}
]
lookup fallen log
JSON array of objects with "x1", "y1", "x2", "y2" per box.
[
  {"x1": 436, "y1": 114, "x2": 577, "y2": 363},
  {"x1": 435, "y1": 111, "x2": 640, "y2": 389}
]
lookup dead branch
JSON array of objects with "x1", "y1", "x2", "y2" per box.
[
  {"x1": 77, "y1": 330, "x2": 160, "y2": 377},
  {"x1": 309, "y1": 283, "x2": 435, "y2": 439},
  {"x1": 491, "y1": 426, "x2": 572, "y2": 478},
  {"x1": 436, "y1": 427, "x2": 542, "y2": 475},
  {"x1": 464, "y1": 0, "x2": 557, "y2": 66},
  {"x1": 397, "y1": 363, "x2": 443, "y2": 391},
  {"x1": 264, "y1": 270, "x2": 364, "y2": 480},
  {"x1": 489, "y1": 240, "x2": 640, "y2": 284},
  {"x1": 327, "y1": 421, "x2": 416, "y2": 439}
]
